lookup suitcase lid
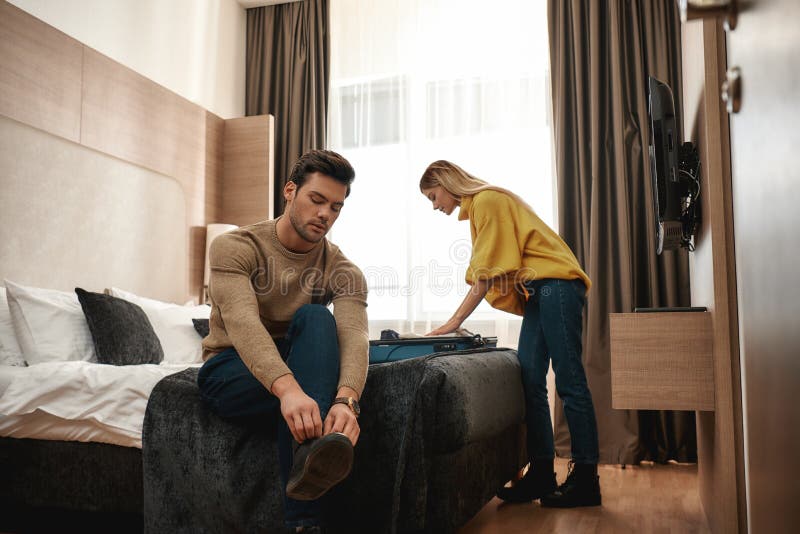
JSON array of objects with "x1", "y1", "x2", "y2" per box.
[{"x1": 369, "y1": 334, "x2": 497, "y2": 347}]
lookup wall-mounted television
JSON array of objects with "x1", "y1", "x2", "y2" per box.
[{"x1": 647, "y1": 76, "x2": 701, "y2": 254}]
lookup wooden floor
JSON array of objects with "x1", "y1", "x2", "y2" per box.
[{"x1": 460, "y1": 458, "x2": 709, "y2": 534}]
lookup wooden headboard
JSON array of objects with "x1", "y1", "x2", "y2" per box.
[
  {"x1": 0, "y1": 1, "x2": 274, "y2": 302},
  {"x1": 0, "y1": 115, "x2": 187, "y2": 303}
]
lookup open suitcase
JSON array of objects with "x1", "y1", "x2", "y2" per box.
[{"x1": 368, "y1": 332, "x2": 498, "y2": 364}]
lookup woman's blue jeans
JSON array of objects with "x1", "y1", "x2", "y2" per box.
[
  {"x1": 518, "y1": 278, "x2": 599, "y2": 464},
  {"x1": 196, "y1": 304, "x2": 340, "y2": 529}
]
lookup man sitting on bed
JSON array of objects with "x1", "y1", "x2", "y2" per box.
[{"x1": 198, "y1": 149, "x2": 369, "y2": 533}]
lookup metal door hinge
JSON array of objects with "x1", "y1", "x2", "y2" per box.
[
  {"x1": 721, "y1": 67, "x2": 742, "y2": 114},
  {"x1": 678, "y1": 0, "x2": 738, "y2": 31}
]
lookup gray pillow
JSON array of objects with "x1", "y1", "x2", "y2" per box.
[
  {"x1": 192, "y1": 318, "x2": 210, "y2": 339},
  {"x1": 75, "y1": 288, "x2": 164, "y2": 365}
]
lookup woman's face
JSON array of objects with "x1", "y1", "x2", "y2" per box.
[{"x1": 421, "y1": 186, "x2": 460, "y2": 216}]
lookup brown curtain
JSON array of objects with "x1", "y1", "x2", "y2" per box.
[
  {"x1": 246, "y1": 0, "x2": 330, "y2": 215},
  {"x1": 547, "y1": 0, "x2": 696, "y2": 464}
]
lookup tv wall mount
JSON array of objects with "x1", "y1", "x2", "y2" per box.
[{"x1": 658, "y1": 141, "x2": 701, "y2": 253}]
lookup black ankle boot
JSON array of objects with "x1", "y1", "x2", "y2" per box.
[
  {"x1": 496, "y1": 460, "x2": 557, "y2": 503},
  {"x1": 540, "y1": 461, "x2": 601, "y2": 508}
]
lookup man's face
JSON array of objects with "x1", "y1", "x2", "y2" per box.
[{"x1": 285, "y1": 172, "x2": 347, "y2": 244}]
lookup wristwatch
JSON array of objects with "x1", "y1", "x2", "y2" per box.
[{"x1": 333, "y1": 396, "x2": 361, "y2": 418}]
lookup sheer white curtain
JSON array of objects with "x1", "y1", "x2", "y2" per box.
[{"x1": 327, "y1": 0, "x2": 553, "y2": 347}]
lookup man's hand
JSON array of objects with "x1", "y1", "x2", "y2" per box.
[
  {"x1": 323, "y1": 386, "x2": 360, "y2": 446},
  {"x1": 323, "y1": 403, "x2": 360, "y2": 446},
  {"x1": 272, "y1": 375, "x2": 322, "y2": 443}
]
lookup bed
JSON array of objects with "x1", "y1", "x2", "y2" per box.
[
  {"x1": 1, "y1": 346, "x2": 527, "y2": 534},
  {"x1": 0, "y1": 281, "x2": 208, "y2": 533},
  {"x1": 0, "y1": 271, "x2": 528, "y2": 532},
  {"x1": 0, "y1": 107, "x2": 204, "y2": 531},
  {"x1": 0, "y1": 363, "x2": 195, "y2": 533},
  {"x1": 0, "y1": 362, "x2": 197, "y2": 448},
  {"x1": 0, "y1": 276, "x2": 528, "y2": 533}
]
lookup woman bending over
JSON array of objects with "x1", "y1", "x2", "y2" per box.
[{"x1": 420, "y1": 160, "x2": 601, "y2": 508}]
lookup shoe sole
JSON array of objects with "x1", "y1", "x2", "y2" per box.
[
  {"x1": 496, "y1": 495, "x2": 536, "y2": 504},
  {"x1": 286, "y1": 434, "x2": 354, "y2": 501},
  {"x1": 540, "y1": 495, "x2": 602, "y2": 508},
  {"x1": 496, "y1": 486, "x2": 557, "y2": 503}
]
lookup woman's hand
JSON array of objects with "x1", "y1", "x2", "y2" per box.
[
  {"x1": 426, "y1": 318, "x2": 462, "y2": 336},
  {"x1": 426, "y1": 279, "x2": 493, "y2": 336}
]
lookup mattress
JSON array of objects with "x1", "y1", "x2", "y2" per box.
[{"x1": 0, "y1": 361, "x2": 198, "y2": 448}]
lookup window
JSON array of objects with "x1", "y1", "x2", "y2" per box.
[
  {"x1": 328, "y1": 0, "x2": 553, "y2": 347},
  {"x1": 335, "y1": 76, "x2": 407, "y2": 148},
  {"x1": 426, "y1": 76, "x2": 549, "y2": 139}
]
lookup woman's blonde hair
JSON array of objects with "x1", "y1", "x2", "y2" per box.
[{"x1": 419, "y1": 160, "x2": 531, "y2": 209}]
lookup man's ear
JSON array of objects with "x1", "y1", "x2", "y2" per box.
[{"x1": 284, "y1": 181, "x2": 297, "y2": 203}]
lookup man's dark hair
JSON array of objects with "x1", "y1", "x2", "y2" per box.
[{"x1": 289, "y1": 150, "x2": 355, "y2": 197}]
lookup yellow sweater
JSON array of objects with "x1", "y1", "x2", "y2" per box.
[
  {"x1": 459, "y1": 190, "x2": 591, "y2": 316},
  {"x1": 202, "y1": 219, "x2": 369, "y2": 395}
]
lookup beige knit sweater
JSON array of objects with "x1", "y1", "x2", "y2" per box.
[{"x1": 201, "y1": 219, "x2": 369, "y2": 395}]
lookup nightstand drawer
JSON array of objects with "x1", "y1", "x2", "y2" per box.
[{"x1": 610, "y1": 312, "x2": 714, "y2": 411}]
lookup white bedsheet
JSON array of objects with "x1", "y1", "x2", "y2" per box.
[
  {"x1": 0, "y1": 361, "x2": 198, "y2": 448},
  {"x1": 0, "y1": 364, "x2": 26, "y2": 397}
]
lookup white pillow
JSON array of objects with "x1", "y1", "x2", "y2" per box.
[
  {"x1": 110, "y1": 288, "x2": 210, "y2": 364},
  {"x1": 3, "y1": 280, "x2": 96, "y2": 365},
  {"x1": 0, "y1": 287, "x2": 26, "y2": 366}
]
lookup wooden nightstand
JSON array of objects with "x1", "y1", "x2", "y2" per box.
[{"x1": 610, "y1": 312, "x2": 714, "y2": 411}]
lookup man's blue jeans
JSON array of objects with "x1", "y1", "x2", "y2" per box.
[
  {"x1": 196, "y1": 304, "x2": 340, "y2": 529},
  {"x1": 518, "y1": 278, "x2": 599, "y2": 464}
]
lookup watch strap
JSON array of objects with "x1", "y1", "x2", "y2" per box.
[{"x1": 333, "y1": 396, "x2": 360, "y2": 417}]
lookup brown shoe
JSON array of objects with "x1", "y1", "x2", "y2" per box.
[{"x1": 286, "y1": 432, "x2": 354, "y2": 501}]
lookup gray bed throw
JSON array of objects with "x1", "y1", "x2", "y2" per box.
[{"x1": 143, "y1": 349, "x2": 525, "y2": 533}]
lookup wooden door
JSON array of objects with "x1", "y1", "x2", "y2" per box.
[{"x1": 727, "y1": 1, "x2": 800, "y2": 532}]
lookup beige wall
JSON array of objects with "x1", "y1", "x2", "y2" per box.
[{"x1": 7, "y1": 0, "x2": 246, "y2": 119}]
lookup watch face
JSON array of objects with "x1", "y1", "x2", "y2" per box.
[
  {"x1": 336, "y1": 397, "x2": 360, "y2": 417},
  {"x1": 350, "y1": 398, "x2": 361, "y2": 416}
]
